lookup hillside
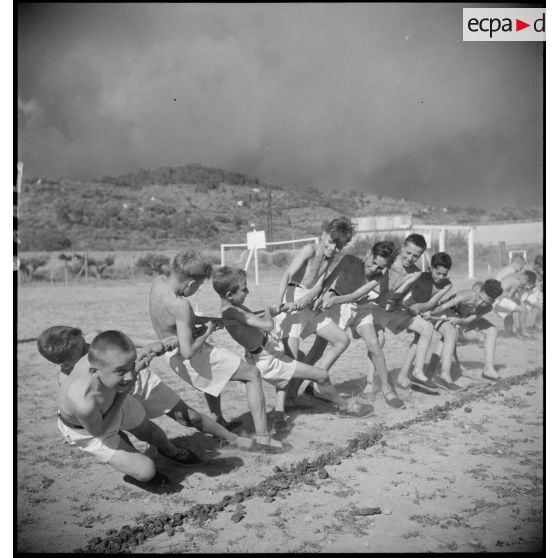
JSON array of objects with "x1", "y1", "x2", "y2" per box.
[{"x1": 17, "y1": 164, "x2": 542, "y2": 252}]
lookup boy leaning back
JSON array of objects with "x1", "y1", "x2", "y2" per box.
[
  {"x1": 274, "y1": 217, "x2": 354, "y2": 403},
  {"x1": 57, "y1": 330, "x2": 192, "y2": 484},
  {"x1": 149, "y1": 249, "x2": 284, "y2": 450},
  {"x1": 212, "y1": 266, "x2": 371, "y2": 421},
  {"x1": 307, "y1": 241, "x2": 408, "y2": 408}
]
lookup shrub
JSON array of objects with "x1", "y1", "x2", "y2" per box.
[
  {"x1": 271, "y1": 251, "x2": 291, "y2": 267},
  {"x1": 135, "y1": 253, "x2": 170, "y2": 276},
  {"x1": 20, "y1": 228, "x2": 72, "y2": 251}
]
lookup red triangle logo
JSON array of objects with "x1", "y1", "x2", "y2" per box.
[{"x1": 516, "y1": 19, "x2": 530, "y2": 31}]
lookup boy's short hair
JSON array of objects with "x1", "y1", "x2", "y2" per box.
[
  {"x1": 88, "y1": 330, "x2": 135, "y2": 366},
  {"x1": 431, "y1": 252, "x2": 452, "y2": 270},
  {"x1": 534, "y1": 254, "x2": 543, "y2": 267},
  {"x1": 212, "y1": 266, "x2": 247, "y2": 298},
  {"x1": 522, "y1": 270, "x2": 537, "y2": 285},
  {"x1": 324, "y1": 217, "x2": 355, "y2": 246},
  {"x1": 511, "y1": 254, "x2": 526, "y2": 265},
  {"x1": 37, "y1": 325, "x2": 84, "y2": 364},
  {"x1": 404, "y1": 233, "x2": 427, "y2": 251},
  {"x1": 371, "y1": 241, "x2": 396, "y2": 262},
  {"x1": 172, "y1": 250, "x2": 213, "y2": 281},
  {"x1": 482, "y1": 279, "x2": 503, "y2": 300}
]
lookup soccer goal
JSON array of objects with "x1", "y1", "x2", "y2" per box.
[{"x1": 220, "y1": 232, "x2": 318, "y2": 284}]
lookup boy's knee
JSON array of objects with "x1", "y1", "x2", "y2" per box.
[
  {"x1": 444, "y1": 327, "x2": 457, "y2": 342},
  {"x1": 128, "y1": 457, "x2": 156, "y2": 482},
  {"x1": 314, "y1": 370, "x2": 330, "y2": 385},
  {"x1": 417, "y1": 320, "x2": 433, "y2": 336},
  {"x1": 336, "y1": 331, "x2": 350, "y2": 350},
  {"x1": 246, "y1": 366, "x2": 261, "y2": 382}
]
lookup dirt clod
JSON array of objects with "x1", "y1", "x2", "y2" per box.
[
  {"x1": 350, "y1": 507, "x2": 382, "y2": 516},
  {"x1": 317, "y1": 469, "x2": 329, "y2": 479}
]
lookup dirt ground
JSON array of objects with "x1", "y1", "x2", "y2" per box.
[{"x1": 16, "y1": 276, "x2": 544, "y2": 553}]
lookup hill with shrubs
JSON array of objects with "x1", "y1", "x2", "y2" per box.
[{"x1": 18, "y1": 163, "x2": 542, "y2": 252}]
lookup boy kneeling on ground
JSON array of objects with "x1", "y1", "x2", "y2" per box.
[{"x1": 57, "y1": 330, "x2": 194, "y2": 486}]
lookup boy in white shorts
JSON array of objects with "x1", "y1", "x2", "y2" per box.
[
  {"x1": 493, "y1": 270, "x2": 537, "y2": 338},
  {"x1": 274, "y1": 217, "x2": 355, "y2": 404},
  {"x1": 37, "y1": 326, "x2": 255, "y2": 453},
  {"x1": 57, "y1": 330, "x2": 193, "y2": 485},
  {"x1": 149, "y1": 249, "x2": 284, "y2": 451},
  {"x1": 212, "y1": 267, "x2": 372, "y2": 426}
]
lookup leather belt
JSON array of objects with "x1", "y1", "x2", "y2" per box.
[
  {"x1": 248, "y1": 332, "x2": 268, "y2": 355},
  {"x1": 57, "y1": 411, "x2": 84, "y2": 429}
]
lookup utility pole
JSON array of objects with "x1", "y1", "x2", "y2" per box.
[{"x1": 266, "y1": 184, "x2": 273, "y2": 246}]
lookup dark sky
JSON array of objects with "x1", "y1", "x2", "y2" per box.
[{"x1": 17, "y1": 3, "x2": 543, "y2": 209}]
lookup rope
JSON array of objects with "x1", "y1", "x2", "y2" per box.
[{"x1": 135, "y1": 336, "x2": 179, "y2": 371}]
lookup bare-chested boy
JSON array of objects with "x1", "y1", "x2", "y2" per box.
[
  {"x1": 149, "y1": 249, "x2": 284, "y2": 451},
  {"x1": 495, "y1": 254, "x2": 526, "y2": 281},
  {"x1": 274, "y1": 217, "x2": 354, "y2": 405},
  {"x1": 38, "y1": 326, "x2": 255, "y2": 454},
  {"x1": 303, "y1": 241, "x2": 410, "y2": 408},
  {"x1": 523, "y1": 255, "x2": 543, "y2": 330},
  {"x1": 212, "y1": 267, "x2": 372, "y2": 426},
  {"x1": 57, "y1": 330, "x2": 192, "y2": 484},
  {"x1": 493, "y1": 270, "x2": 537, "y2": 338}
]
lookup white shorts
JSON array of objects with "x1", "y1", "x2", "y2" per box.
[
  {"x1": 274, "y1": 285, "x2": 332, "y2": 339},
  {"x1": 131, "y1": 368, "x2": 180, "y2": 419},
  {"x1": 165, "y1": 342, "x2": 241, "y2": 397},
  {"x1": 322, "y1": 301, "x2": 374, "y2": 340},
  {"x1": 521, "y1": 288, "x2": 543, "y2": 309},
  {"x1": 494, "y1": 297, "x2": 520, "y2": 315},
  {"x1": 57, "y1": 395, "x2": 146, "y2": 463},
  {"x1": 246, "y1": 335, "x2": 298, "y2": 389}
]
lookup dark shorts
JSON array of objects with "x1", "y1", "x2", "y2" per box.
[
  {"x1": 461, "y1": 317, "x2": 494, "y2": 331},
  {"x1": 441, "y1": 309, "x2": 494, "y2": 332},
  {"x1": 371, "y1": 305, "x2": 415, "y2": 334}
]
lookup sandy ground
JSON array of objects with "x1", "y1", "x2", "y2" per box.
[{"x1": 16, "y1": 277, "x2": 543, "y2": 553}]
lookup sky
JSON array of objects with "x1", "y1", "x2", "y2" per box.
[{"x1": 17, "y1": 3, "x2": 543, "y2": 209}]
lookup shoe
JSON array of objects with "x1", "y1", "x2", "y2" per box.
[
  {"x1": 409, "y1": 376, "x2": 440, "y2": 395},
  {"x1": 253, "y1": 434, "x2": 291, "y2": 454},
  {"x1": 160, "y1": 446, "x2": 203, "y2": 465},
  {"x1": 433, "y1": 377, "x2": 461, "y2": 392},
  {"x1": 383, "y1": 393, "x2": 404, "y2": 408},
  {"x1": 217, "y1": 418, "x2": 243, "y2": 431},
  {"x1": 304, "y1": 383, "x2": 333, "y2": 403},
  {"x1": 481, "y1": 372, "x2": 501, "y2": 381},
  {"x1": 337, "y1": 402, "x2": 375, "y2": 418},
  {"x1": 395, "y1": 381, "x2": 411, "y2": 391}
]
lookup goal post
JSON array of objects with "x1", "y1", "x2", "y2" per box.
[{"x1": 220, "y1": 235, "x2": 319, "y2": 284}]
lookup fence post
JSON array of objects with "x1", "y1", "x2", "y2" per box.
[
  {"x1": 468, "y1": 228, "x2": 475, "y2": 279},
  {"x1": 84, "y1": 254, "x2": 89, "y2": 283},
  {"x1": 438, "y1": 228, "x2": 446, "y2": 253}
]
